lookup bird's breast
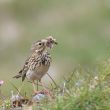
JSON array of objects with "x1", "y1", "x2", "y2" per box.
[
  {"x1": 40, "y1": 53, "x2": 51, "y2": 66},
  {"x1": 35, "y1": 64, "x2": 49, "y2": 75},
  {"x1": 26, "y1": 52, "x2": 51, "y2": 80},
  {"x1": 26, "y1": 65, "x2": 49, "y2": 80}
]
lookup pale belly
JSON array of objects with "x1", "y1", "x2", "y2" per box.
[{"x1": 26, "y1": 65, "x2": 49, "y2": 81}]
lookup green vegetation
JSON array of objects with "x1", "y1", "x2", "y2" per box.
[
  {"x1": 0, "y1": 0, "x2": 110, "y2": 109},
  {"x1": 1, "y1": 58, "x2": 110, "y2": 109},
  {"x1": 34, "y1": 59, "x2": 110, "y2": 110},
  {"x1": 1, "y1": 0, "x2": 110, "y2": 93}
]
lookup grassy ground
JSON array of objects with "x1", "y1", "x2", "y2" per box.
[
  {"x1": 0, "y1": 58, "x2": 110, "y2": 110},
  {"x1": 0, "y1": 0, "x2": 110, "y2": 109},
  {"x1": 34, "y1": 59, "x2": 110, "y2": 110},
  {"x1": 33, "y1": 58, "x2": 110, "y2": 110}
]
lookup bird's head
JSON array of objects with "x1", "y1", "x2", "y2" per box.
[
  {"x1": 31, "y1": 39, "x2": 47, "y2": 53},
  {"x1": 31, "y1": 36, "x2": 57, "y2": 53},
  {"x1": 46, "y1": 36, "x2": 58, "y2": 49}
]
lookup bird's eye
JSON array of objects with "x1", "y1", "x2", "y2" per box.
[{"x1": 39, "y1": 43, "x2": 42, "y2": 45}]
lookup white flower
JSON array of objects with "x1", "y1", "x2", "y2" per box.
[{"x1": 0, "y1": 80, "x2": 4, "y2": 86}]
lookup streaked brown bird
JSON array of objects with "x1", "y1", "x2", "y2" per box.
[{"x1": 13, "y1": 36, "x2": 57, "y2": 92}]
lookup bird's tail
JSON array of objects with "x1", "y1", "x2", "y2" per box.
[
  {"x1": 13, "y1": 74, "x2": 21, "y2": 78},
  {"x1": 13, "y1": 70, "x2": 22, "y2": 79}
]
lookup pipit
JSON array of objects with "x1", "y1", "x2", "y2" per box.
[{"x1": 13, "y1": 36, "x2": 57, "y2": 92}]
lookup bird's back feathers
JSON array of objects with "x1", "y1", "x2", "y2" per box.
[{"x1": 13, "y1": 51, "x2": 51, "y2": 82}]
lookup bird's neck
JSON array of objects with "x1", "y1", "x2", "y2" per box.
[{"x1": 35, "y1": 48, "x2": 47, "y2": 55}]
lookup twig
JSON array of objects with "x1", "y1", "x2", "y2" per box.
[
  {"x1": 9, "y1": 81, "x2": 23, "y2": 96},
  {"x1": 66, "y1": 69, "x2": 76, "y2": 83},
  {"x1": 47, "y1": 73, "x2": 58, "y2": 88}
]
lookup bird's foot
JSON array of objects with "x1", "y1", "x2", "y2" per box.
[
  {"x1": 34, "y1": 89, "x2": 51, "y2": 95},
  {"x1": 33, "y1": 89, "x2": 54, "y2": 101},
  {"x1": 33, "y1": 90, "x2": 42, "y2": 95}
]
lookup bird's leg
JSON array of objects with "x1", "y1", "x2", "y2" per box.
[
  {"x1": 32, "y1": 80, "x2": 50, "y2": 94},
  {"x1": 40, "y1": 81, "x2": 46, "y2": 90},
  {"x1": 32, "y1": 81, "x2": 36, "y2": 93},
  {"x1": 33, "y1": 80, "x2": 42, "y2": 94},
  {"x1": 40, "y1": 81, "x2": 52, "y2": 100},
  {"x1": 37, "y1": 80, "x2": 39, "y2": 91},
  {"x1": 39, "y1": 81, "x2": 51, "y2": 95}
]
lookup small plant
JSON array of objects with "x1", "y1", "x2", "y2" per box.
[
  {"x1": 1, "y1": 58, "x2": 110, "y2": 110},
  {"x1": 0, "y1": 80, "x2": 4, "y2": 107}
]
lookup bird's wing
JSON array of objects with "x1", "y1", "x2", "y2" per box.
[
  {"x1": 21, "y1": 52, "x2": 40, "y2": 81},
  {"x1": 21, "y1": 57, "x2": 30, "y2": 81},
  {"x1": 13, "y1": 56, "x2": 30, "y2": 81}
]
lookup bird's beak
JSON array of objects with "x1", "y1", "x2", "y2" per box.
[
  {"x1": 49, "y1": 41, "x2": 58, "y2": 49},
  {"x1": 46, "y1": 38, "x2": 58, "y2": 49},
  {"x1": 54, "y1": 41, "x2": 58, "y2": 45},
  {"x1": 53, "y1": 39, "x2": 58, "y2": 45}
]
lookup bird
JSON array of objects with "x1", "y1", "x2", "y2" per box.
[{"x1": 13, "y1": 36, "x2": 57, "y2": 92}]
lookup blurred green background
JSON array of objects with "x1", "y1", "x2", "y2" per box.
[{"x1": 0, "y1": 0, "x2": 110, "y2": 95}]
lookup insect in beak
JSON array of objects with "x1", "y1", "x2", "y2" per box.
[{"x1": 54, "y1": 41, "x2": 58, "y2": 45}]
